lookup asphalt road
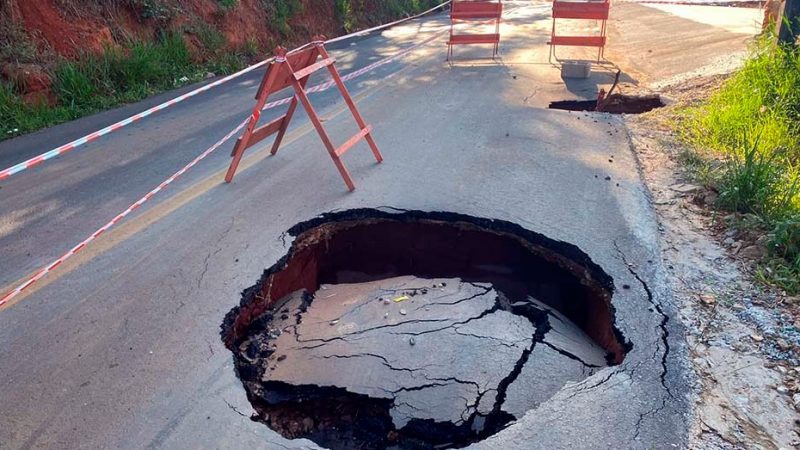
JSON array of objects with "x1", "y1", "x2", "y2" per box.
[{"x1": 0, "y1": 2, "x2": 757, "y2": 449}]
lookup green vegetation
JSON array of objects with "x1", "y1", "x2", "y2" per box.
[
  {"x1": 1, "y1": 31, "x2": 251, "y2": 139},
  {"x1": 682, "y1": 34, "x2": 800, "y2": 292},
  {"x1": 336, "y1": 0, "x2": 442, "y2": 32},
  {"x1": 262, "y1": 0, "x2": 303, "y2": 36},
  {"x1": 217, "y1": 0, "x2": 239, "y2": 11}
]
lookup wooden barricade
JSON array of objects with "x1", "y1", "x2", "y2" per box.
[
  {"x1": 548, "y1": 0, "x2": 611, "y2": 63},
  {"x1": 447, "y1": 1, "x2": 503, "y2": 60},
  {"x1": 225, "y1": 37, "x2": 382, "y2": 191}
]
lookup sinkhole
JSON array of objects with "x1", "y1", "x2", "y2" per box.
[
  {"x1": 221, "y1": 209, "x2": 631, "y2": 449},
  {"x1": 549, "y1": 94, "x2": 664, "y2": 114}
]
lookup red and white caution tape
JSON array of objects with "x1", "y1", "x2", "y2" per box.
[
  {"x1": 0, "y1": 118, "x2": 249, "y2": 307},
  {"x1": 0, "y1": 1, "x2": 450, "y2": 182},
  {"x1": 0, "y1": 25, "x2": 448, "y2": 308},
  {"x1": 0, "y1": 63, "x2": 269, "y2": 181}
]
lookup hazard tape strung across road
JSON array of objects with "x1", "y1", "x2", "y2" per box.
[
  {"x1": 0, "y1": 64, "x2": 268, "y2": 181},
  {"x1": 630, "y1": 0, "x2": 763, "y2": 6},
  {"x1": 0, "y1": 117, "x2": 249, "y2": 307},
  {"x1": 260, "y1": 29, "x2": 448, "y2": 112},
  {"x1": 0, "y1": 26, "x2": 448, "y2": 308},
  {"x1": 0, "y1": 1, "x2": 451, "y2": 182}
]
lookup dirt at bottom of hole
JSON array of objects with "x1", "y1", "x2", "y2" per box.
[
  {"x1": 549, "y1": 94, "x2": 664, "y2": 114},
  {"x1": 232, "y1": 275, "x2": 610, "y2": 449}
]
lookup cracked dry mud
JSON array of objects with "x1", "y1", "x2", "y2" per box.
[{"x1": 235, "y1": 276, "x2": 608, "y2": 449}]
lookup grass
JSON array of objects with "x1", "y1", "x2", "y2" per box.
[
  {"x1": 262, "y1": 0, "x2": 303, "y2": 36},
  {"x1": 682, "y1": 33, "x2": 800, "y2": 292},
  {"x1": 1, "y1": 31, "x2": 250, "y2": 140},
  {"x1": 339, "y1": 0, "x2": 443, "y2": 28}
]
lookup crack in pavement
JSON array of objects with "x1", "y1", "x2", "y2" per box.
[{"x1": 614, "y1": 242, "x2": 675, "y2": 440}]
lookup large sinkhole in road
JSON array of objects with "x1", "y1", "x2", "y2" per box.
[{"x1": 221, "y1": 209, "x2": 630, "y2": 449}]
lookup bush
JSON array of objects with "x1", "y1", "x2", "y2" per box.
[{"x1": 683, "y1": 34, "x2": 800, "y2": 291}]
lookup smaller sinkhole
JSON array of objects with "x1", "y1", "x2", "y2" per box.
[
  {"x1": 549, "y1": 94, "x2": 664, "y2": 114},
  {"x1": 221, "y1": 209, "x2": 631, "y2": 450}
]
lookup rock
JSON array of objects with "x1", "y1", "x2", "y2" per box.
[
  {"x1": 751, "y1": 334, "x2": 764, "y2": 342},
  {"x1": 723, "y1": 237, "x2": 736, "y2": 246},
  {"x1": 699, "y1": 294, "x2": 716, "y2": 305},
  {"x1": 776, "y1": 385, "x2": 789, "y2": 394},
  {"x1": 793, "y1": 393, "x2": 800, "y2": 409},
  {"x1": 1, "y1": 63, "x2": 54, "y2": 106},
  {"x1": 205, "y1": 72, "x2": 216, "y2": 79},
  {"x1": 738, "y1": 245, "x2": 766, "y2": 260},
  {"x1": 777, "y1": 339, "x2": 791, "y2": 351},
  {"x1": 671, "y1": 183, "x2": 702, "y2": 194},
  {"x1": 704, "y1": 191, "x2": 719, "y2": 206},
  {"x1": 399, "y1": 309, "x2": 407, "y2": 315}
]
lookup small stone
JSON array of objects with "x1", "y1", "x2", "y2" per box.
[
  {"x1": 704, "y1": 191, "x2": 719, "y2": 206},
  {"x1": 699, "y1": 294, "x2": 716, "y2": 305},
  {"x1": 739, "y1": 245, "x2": 766, "y2": 260},
  {"x1": 777, "y1": 339, "x2": 791, "y2": 351},
  {"x1": 399, "y1": 309, "x2": 407, "y2": 315},
  {"x1": 302, "y1": 417, "x2": 314, "y2": 430},
  {"x1": 277, "y1": 355, "x2": 287, "y2": 362},
  {"x1": 792, "y1": 393, "x2": 800, "y2": 408},
  {"x1": 383, "y1": 298, "x2": 390, "y2": 305},
  {"x1": 622, "y1": 284, "x2": 631, "y2": 290},
  {"x1": 751, "y1": 334, "x2": 764, "y2": 342},
  {"x1": 671, "y1": 183, "x2": 702, "y2": 194},
  {"x1": 329, "y1": 320, "x2": 339, "y2": 326},
  {"x1": 776, "y1": 385, "x2": 789, "y2": 394},
  {"x1": 409, "y1": 337, "x2": 416, "y2": 346},
  {"x1": 723, "y1": 237, "x2": 736, "y2": 245},
  {"x1": 384, "y1": 312, "x2": 389, "y2": 319}
]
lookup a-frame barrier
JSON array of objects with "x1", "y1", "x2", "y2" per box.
[
  {"x1": 447, "y1": 0, "x2": 503, "y2": 61},
  {"x1": 225, "y1": 37, "x2": 383, "y2": 191},
  {"x1": 548, "y1": 0, "x2": 611, "y2": 63}
]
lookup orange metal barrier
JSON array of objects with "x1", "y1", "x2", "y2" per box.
[
  {"x1": 225, "y1": 37, "x2": 383, "y2": 191},
  {"x1": 548, "y1": 0, "x2": 610, "y2": 63},
  {"x1": 447, "y1": 1, "x2": 503, "y2": 60}
]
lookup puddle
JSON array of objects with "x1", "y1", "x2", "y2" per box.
[
  {"x1": 549, "y1": 94, "x2": 664, "y2": 114},
  {"x1": 221, "y1": 209, "x2": 631, "y2": 449}
]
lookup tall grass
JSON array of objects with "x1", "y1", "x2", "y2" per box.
[{"x1": 683, "y1": 35, "x2": 800, "y2": 292}]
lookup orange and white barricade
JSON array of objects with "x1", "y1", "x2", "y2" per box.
[
  {"x1": 225, "y1": 37, "x2": 382, "y2": 191},
  {"x1": 447, "y1": 0, "x2": 503, "y2": 60},
  {"x1": 548, "y1": 0, "x2": 611, "y2": 63}
]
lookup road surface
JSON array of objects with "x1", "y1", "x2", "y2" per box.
[{"x1": 0, "y1": 2, "x2": 759, "y2": 448}]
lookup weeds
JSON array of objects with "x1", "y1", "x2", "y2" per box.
[
  {"x1": 682, "y1": 33, "x2": 800, "y2": 292},
  {"x1": 217, "y1": 0, "x2": 238, "y2": 11},
  {"x1": 1, "y1": 31, "x2": 247, "y2": 139},
  {"x1": 262, "y1": 0, "x2": 303, "y2": 36}
]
